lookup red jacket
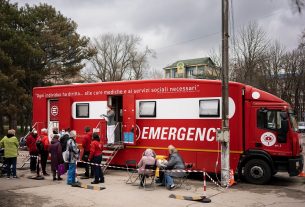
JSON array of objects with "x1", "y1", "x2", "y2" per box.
[
  {"x1": 40, "y1": 133, "x2": 50, "y2": 151},
  {"x1": 82, "y1": 132, "x2": 92, "y2": 152},
  {"x1": 26, "y1": 133, "x2": 38, "y2": 153},
  {"x1": 89, "y1": 140, "x2": 103, "y2": 160}
]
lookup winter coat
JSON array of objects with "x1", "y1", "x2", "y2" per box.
[
  {"x1": 40, "y1": 133, "x2": 50, "y2": 151},
  {"x1": 165, "y1": 152, "x2": 186, "y2": 178},
  {"x1": 0, "y1": 135, "x2": 19, "y2": 158},
  {"x1": 26, "y1": 133, "x2": 38, "y2": 153},
  {"x1": 138, "y1": 149, "x2": 156, "y2": 174},
  {"x1": 49, "y1": 139, "x2": 63, "y2": 171},
  {"x1": 66, "y1": 138, "x2": 80, "y2": 163},
  {"x1": 82, "y1": 132, "x2": 92, "y2": 152},
  {"x1": 89, "y1": 140, "x2": 102, "y2": 161}
]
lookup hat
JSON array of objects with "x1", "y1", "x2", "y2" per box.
[
  {"x1": 70, "y1": 130, "x2": 77, "y2": 138},
  {"x1": 8, "y1": 129, "x2": 16, "y2": 135}
]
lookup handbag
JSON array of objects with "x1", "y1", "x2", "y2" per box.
[{"x1": 57, "y1": 164, "x2": 66, "y2": 175}]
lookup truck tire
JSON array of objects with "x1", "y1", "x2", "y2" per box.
[{"x1": 244, "y1": 159, "x2": 271, "y2": 185}]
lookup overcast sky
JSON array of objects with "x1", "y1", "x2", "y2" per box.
[{"x1": 13, "y1": 0, "x2": 305, "y2": 72}]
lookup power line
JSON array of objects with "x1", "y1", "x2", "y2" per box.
[
  {"x1": 153, "y1": 31, "x2": 221, "y2": 51},
  {"x1": 152, "y1": 6, "x2": 285, "y2": 53}
]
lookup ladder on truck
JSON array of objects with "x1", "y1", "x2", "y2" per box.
[{"x1": 102, "y1": 143, "x2": 124, "y2": 173}]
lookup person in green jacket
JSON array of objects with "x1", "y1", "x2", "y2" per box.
[{"x1": 0, "y1": 129, "x2": 19, "y2": 178}]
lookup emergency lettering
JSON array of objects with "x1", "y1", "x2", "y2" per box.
[{"x1": 140, "y1": 127, "x2": 219, "y2": 142}]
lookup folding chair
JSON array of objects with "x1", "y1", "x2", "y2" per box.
[
  {"x1": 140, "y1": 164, "x2": 157, "y2": 190},
  {"x1": 125, "y1": 160, "x2": 139, "y2": 184},
  {"x1": 173, "y1": 163, "x2": 193, "y2": 190}
]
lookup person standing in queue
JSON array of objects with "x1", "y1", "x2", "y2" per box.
[
  {"x1": 81, "y1": 126, "x2": 93, "y2": 179},
  {"x1": 49, "y1": 134, "x2": 63, "y2": 181},
  {"x1": 26, "y1": 130, "x2": 39, "y2": 172},
  {"x1": 66, "y1": 130, "x2": 80, "y2": 185},
  {"x1": 89, "y1": 133, "x2": 104, "y2": 184},
  {"x1": 39, "y1": 128, "x2": 50, "y2": 176},
  {"x1": 0, "y1": 129, "x2": 19, "y2": 179}
]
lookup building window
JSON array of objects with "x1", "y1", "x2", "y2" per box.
[
  {"x1": 139, "y1": 101, "x2": 156, "y2": 117},
  {"x1": 172, "y1": 69, "x2": 177, "y2": 78},
  {"x1": 76, "y1": 103, "x2": 89, "y2": 118},
  {"x1": 188, "y1": 69, "x2": 194, "y2": 78},
  {"x1": 165, "y1": 71, "x2": 171, "y2": 78},
  {"x1": 199, "y1": 99, "x2": 220, "y2": 117}
]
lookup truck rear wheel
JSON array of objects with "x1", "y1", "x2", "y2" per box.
[{"x1": 244, "y1": 159, "x2": 271, "y2": 185}]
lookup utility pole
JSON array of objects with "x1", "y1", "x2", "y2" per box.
[{"x1": 220, "y1": 0, "x2": 230, "y2": 187}]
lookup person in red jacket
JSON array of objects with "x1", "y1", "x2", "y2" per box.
[
  {"x1": 89, "y1": 133, "x2": 104, "y2": 184},
  {"x1": 40, "y1": 128, "x2": 50, "y2": 176},
  {"x1": 26, "y1": 130, "x2": 39, "y2": 172},
  {"x1": 81, "y1": 126, "x2": 93, "y2": 178}
]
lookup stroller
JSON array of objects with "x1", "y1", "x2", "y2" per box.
[{"x1": 0, "y1": 148, "x2": 8, "y2": 177}]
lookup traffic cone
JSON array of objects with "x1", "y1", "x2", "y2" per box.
[
  {"x1": 229, "y1": 169, "x2": 236, "y2": 186},
  {"x1": 298, "y1": 171, "x2": 305, "y2": 177}
]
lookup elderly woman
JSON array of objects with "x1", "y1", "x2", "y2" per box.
[
  {"x1": 163, "y1": 145, "x2": 185, "y2": 190},
  {"x1": 0, "y1": 129, "x2": 19, "y2": 179},
  {"x1": 137, "y1": 148, "x2": 156, "y2": 187},
  {"x1": 49, "y1": 134, "x2": 63, "y2": 181}
]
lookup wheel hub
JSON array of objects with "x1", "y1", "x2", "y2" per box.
[{"x1": 250, "y1": 166, "x2": 264, "y2": 179}]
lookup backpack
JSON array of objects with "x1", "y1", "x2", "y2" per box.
[
  {"x1": 60, "y1": 134, "x2": 69, "y2": 151},
  {"x1": 63, "y1": 138, "x2": 72, "y2": 163},
  {"x1": 36, "y1": 137, "x2": 45, "y2": 153}
]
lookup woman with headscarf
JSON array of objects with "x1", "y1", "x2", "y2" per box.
[
  {"x1": 137, "y1": 148, "x2": 156, "y2": 187},
  {"x1": 49, "y1": 134, "x2": 63, "y2": 181}
]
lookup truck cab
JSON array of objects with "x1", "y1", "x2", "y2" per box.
[{"x1": 239, "y1": 86, "x2": 304, "y2": 184}]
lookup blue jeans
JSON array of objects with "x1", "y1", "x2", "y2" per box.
[
  {"x1": 6, "y1": 157, "x2": 17, "y2": 177},
  {"x1": 164, "y1": 173, "x2": 174, "y2": 187},
  {"x1": 67, "y1": 163, "x2": 76, "y2": 184}
]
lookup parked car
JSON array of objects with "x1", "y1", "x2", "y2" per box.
[{"x1": 298, "y1": 122, "x2": 305, "y2": 133}]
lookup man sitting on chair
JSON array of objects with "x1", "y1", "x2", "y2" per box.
[
  {"x1": 137, "y1": 148, "x2": 156, "y2": 187},
  {"x1": 162, "y1": 145, "x2": 185, "y2": 190}
]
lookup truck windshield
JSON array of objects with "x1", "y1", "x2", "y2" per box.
[{"x1": 288, "y1": 110, "x2": 298, "y2": 132}]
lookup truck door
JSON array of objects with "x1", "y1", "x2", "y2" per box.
[
  {"x1": 252, "y1": 108, "x2": 292, "y2": 156},
  {"x1": 122, "y1": 94, "x2": 136, "y2": 145},
  {"x1": 48, "y1": 99, "x2": 59, "y2": 140}
]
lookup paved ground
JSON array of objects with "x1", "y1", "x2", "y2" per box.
[
  {"x1": 0, "y1": 162, "x2": 305, "y2": 207},
  {"x1": 0, "y1": 136, "x2": 304, "y2": 207}
]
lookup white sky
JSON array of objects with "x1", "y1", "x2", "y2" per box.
[{"x1": 12, "y1": 0, "x2": 305, "y2": 72}]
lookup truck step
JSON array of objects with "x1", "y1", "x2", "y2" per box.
[
  {"x1": 103, "y1": 155, "x2": 112, "y2": 160},
  {"x1": 103, "y1": 150, "x2": 115, "y2": 154}
]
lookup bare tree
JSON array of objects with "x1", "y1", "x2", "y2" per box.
[
  {"x1": 146, "y1": 68, "x2": 164, "y2": 79},
  {"x1": 261, "y1": 41, "x2": 286, "y2": 96},
  {"x1": 231, "y1": 21, "x2": 269, "y2": 88},
  {"x1": 128, "y1": 46, "x2": 154, "y2": 80},
  {"x1": 87, "y1": 33, "x2": 153, "y2": 82},
  {"x1": 208, "y1": 48, "x2": 222, "y2": 79},
  {"x1": 291, "y1": 0, "x2": 305, "y2": 13}
]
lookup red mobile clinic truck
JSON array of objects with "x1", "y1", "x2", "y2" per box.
[{"x1": 32, "y1": 79, "x2": 303, "y2": 184}]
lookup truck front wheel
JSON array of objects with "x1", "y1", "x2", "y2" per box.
[{"x1": 244, "y1": 159, "x2": 271, "y2": 184}]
